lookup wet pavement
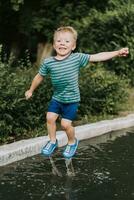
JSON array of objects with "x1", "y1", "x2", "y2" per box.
[{"x1": 0, "y1": 127, "x2": 134, "y2": 200}]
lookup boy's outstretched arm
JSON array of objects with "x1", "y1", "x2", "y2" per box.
[
  {"x1": 90, "y1": 47, "x2": 129, "y2": 62},
  {"x1": 25, "y1": 73, "x2": 44, "y2": 100}
]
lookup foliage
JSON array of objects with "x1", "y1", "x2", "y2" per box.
[
  {"x1": 77, "y1": 3, "x2": 134, "y2": 85},
  {"x1": 0, "y1": 1, "x2": 134, "y2": 85},
  {"x1": 0, "y1": 56, "x2": 52, "y2": 141},
  {"x1": 11, "y1": 0, "x2": 24, "y2": 11},
  {"x1": 0, "y1": 1, "x2": 125, "y2": 55},
  {"x1": 79, "y1": 65, "x2": 129, "y2": 115}
]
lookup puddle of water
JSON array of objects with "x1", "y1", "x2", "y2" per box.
[{"x1": 0, "y1": 127, "x2": 134, "y2": 200}]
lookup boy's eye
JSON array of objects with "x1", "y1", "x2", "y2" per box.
[
  {"x1": 57, "y1": 40, "x2": 61, "y2": 42},
  {"x1": 66, "y1": 40, "x2": 70, "y2": 43}
]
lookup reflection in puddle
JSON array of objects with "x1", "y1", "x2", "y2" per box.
[
  {"x1": 0, "y1": 127, "x2": 134, "y2": 200},
  {"x1": 49, "y1": 157, "x2": 62, "y2": 177}
]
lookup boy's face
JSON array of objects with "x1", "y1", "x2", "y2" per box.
[{"x1": 53, "y1": 31, "x2": 76, "y2": 58}]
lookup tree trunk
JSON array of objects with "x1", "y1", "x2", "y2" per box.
[{"x1": 35, "y1": 42, "x2": 53, "y2": 67}]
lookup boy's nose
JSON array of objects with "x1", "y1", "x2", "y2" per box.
[
  {"x1": 60, "y1": 42, "x2": 65, "y2": 46},
  {"x1": 60, "y1": 40, "x2": 65, "y2": 45}
]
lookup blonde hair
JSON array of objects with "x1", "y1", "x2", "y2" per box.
[{"x1": 54, "y1": 26, "x2": 78, "y2": 42}]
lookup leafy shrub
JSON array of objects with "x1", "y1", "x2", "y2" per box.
[
  {"x1": 79, "y1": 65, "x2": 129, "y2": 115},
  {"x1": 0, "y1": 60, "x2": 52, "y2": 141},
  {"x1": 76, "y1": 3, "x2": 134, "y2": 85}
]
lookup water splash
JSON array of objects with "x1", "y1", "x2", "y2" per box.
[{"x1": 65, "y1": 158, "x2": 75, "y2": 177}]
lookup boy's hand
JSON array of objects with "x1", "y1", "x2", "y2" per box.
[
  {"x1": 25, "y1": 90, "x2": 33, "y2": 100},
  {"x1": 118, "y1": 48, "x2": 129, "y2": 57}
]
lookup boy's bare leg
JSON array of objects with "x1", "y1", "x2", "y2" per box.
[
  {"x1": 46, "y1": 112, "x2": 59, "y2": 142},
  {"x1": 61, "y1": 119, "x2": 79, "y2": 158},
  {"x1": 61, "y1": 119, "x2": 75, "y2": 144}
]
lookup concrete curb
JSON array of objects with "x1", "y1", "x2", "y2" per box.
[{"x1": 0, "y1": 114, "x2": 134, "y2": 166}]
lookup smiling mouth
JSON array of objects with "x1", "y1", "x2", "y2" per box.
[{"x1": 59, "y1": 47, "x2": 67, "y2": 50}]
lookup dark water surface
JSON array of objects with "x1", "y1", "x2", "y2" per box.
[{"x1": 1, "y1": 127, "x2": 134, "y2": 200}]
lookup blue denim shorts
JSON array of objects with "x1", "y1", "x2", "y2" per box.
[{"x1": 48, "y1": 98, "x2": 79, "y2": 121}]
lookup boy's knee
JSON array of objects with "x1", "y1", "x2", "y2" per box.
[
  {"x1": 61, "y1": 120, "x2": 71, "y2": 130},
  {"x1": 46, "y1": 113, "x2": 57, "y2": 124}
]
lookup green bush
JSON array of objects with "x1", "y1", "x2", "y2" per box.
[
  {"x1": 0, "y1": 61, "x2": 52, "y2": 141},
  {"x1": 79, "y1": 65, "x2": 129, "y2": 115},
  {"x1": 76, "y1": 4, "x2": 134, "y2": 85}
]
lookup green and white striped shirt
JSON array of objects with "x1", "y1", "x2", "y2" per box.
[{"x1": 39, "y1": 53, "x2": 90, "y2": 103}]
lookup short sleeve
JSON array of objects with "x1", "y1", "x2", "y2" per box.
[
  {"x1": 38, "y1": 60, "x2": 49, "y2": 76},
  {"x1": 78, "y1": 53, "x2": 90, "y2": 68}
]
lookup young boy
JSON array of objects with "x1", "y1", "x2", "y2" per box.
[{"x1": 25, "y1": 26, "x2": 129, "y2": 159}]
